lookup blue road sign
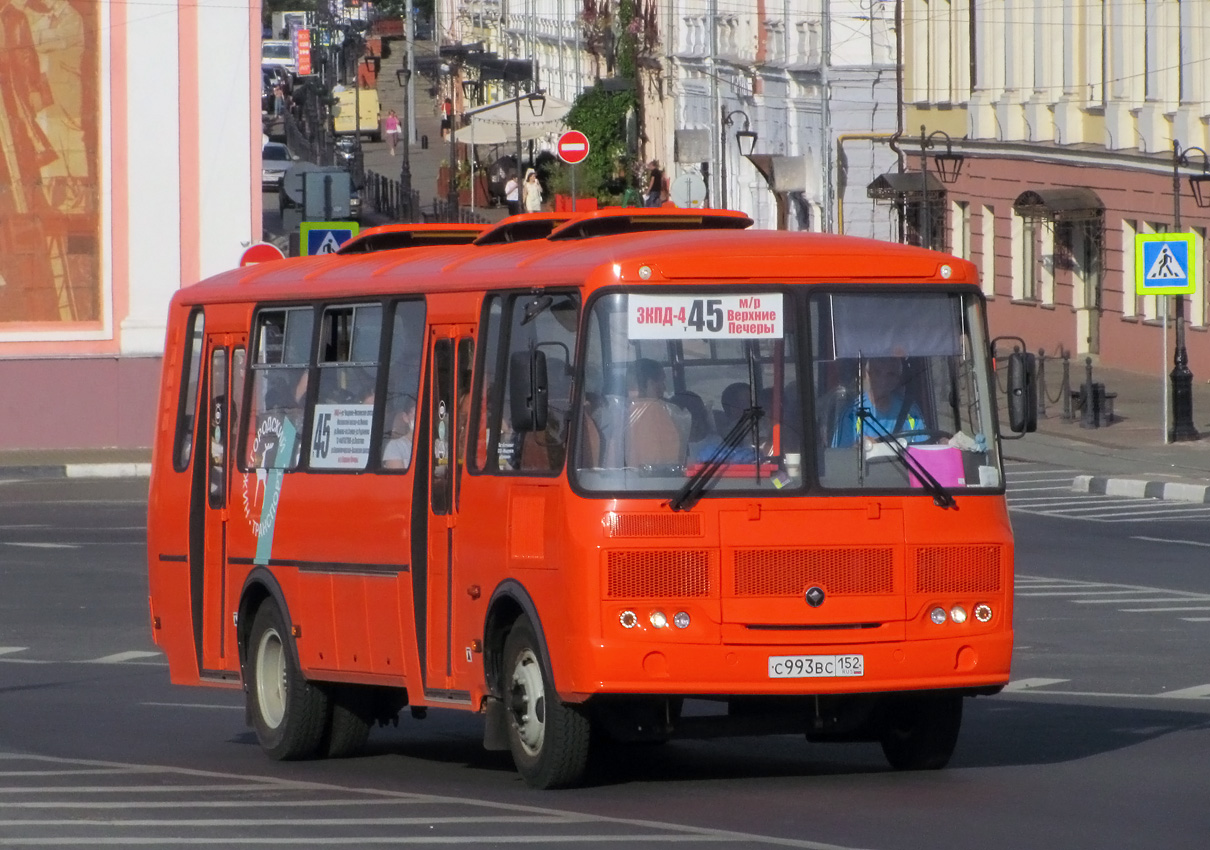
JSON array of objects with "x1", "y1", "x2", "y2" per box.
[
  {"x1": 1135, "y1": 233, "x2": 1197, "y2": 295},
  {"x1": 300, "y1": 221, "x2": 360, "y2": 256}
]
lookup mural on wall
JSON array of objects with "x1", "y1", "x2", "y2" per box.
[{"x1": 0, "y1": 0, "x2": 99, "y2": 325}]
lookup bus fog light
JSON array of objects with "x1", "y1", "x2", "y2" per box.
[
  {"x1": 619, "y1": 610, "x2": 638, "y2": 629},
  {"x1": 930, "y1": 607, "x2": 947, "y2": 625},
  {"x1": 649, "y1": 611, "x2": 668, "y2": 629},
  {"x1": 673, "y1": 611, "x2": 690, "y2": 629},
  {"x1": 974, "y1": 603, "x2": 993, "y2": 623},
  {"x1": 949, "y1": 605, "x2": 968, "y2": 624}
]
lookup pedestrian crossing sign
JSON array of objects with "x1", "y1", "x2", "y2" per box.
[
  {"x1": 300, "y1": 222, "x2": 360, "y2": 256},
  {"x1": 1135, "y1": 233, "x2": 1197, "y2": 295}
]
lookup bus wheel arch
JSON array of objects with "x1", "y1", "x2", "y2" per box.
[
  {"x1": 236, "y1": 570, "x2": 329, "y2": 761},
  {"x1": 482, "y1": 580, "x2": 555, "y2": 701}
]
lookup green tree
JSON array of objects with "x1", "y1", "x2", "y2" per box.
[{"x1": 557, "y1": 86, "x2": 639, "y2": 205}]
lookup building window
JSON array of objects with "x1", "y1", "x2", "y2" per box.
[
  {"x1": 1013, "y1": 214, "x2": 1042, "y2": 302},
  {"x1": 980, "y1": 206, "x2": 996, "y2": 298}
]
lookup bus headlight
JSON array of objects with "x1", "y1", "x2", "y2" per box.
[
  {"x1": 649, "y1": 611, "x2": 668, "y2": 629},
  {"x1": 974, "y1": 603, "x2": 993, "y2": 623},
  {"x1": 619, "y1": 610, "x2": 638, "y2": 629},
  {"x1": 949, "y1": 605, "x2": 968, "y2": 624},
  {"x1": 673, "y1": 611, "x2": 691, "y2": 629},
  {"x1": 930, "y1": 607, "x2": 947, "y2": 625}
]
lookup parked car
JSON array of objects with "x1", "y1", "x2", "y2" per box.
[{"x1": 261, "y1": 142, "x2": 296, "y2": 190}]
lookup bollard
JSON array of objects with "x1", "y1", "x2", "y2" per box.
[
  {"x1": 421, "y1": 135, "x2": 429, "y2": 150},
  {"x1": 1060, "y1": 351, "x2": 1073, "y2": 421},
  {"x1": 1080, "y1": 357, "x2": 1097, "y2": 429},
  {"x1": 1036, "y1": 348, "x2": 1049, "y2": 418}
]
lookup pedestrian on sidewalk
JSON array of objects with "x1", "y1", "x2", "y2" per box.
[
  {"x1": 504, "y1": 170, "x2": 520, "y2": 215},
  {"x1": 522, "y1": 168, "x2": 543, "y2": 212},
  {"x1": 384, "y1": 110, "x2": 401, "y2": 155},
  {"x1": 440, "y1": 98, "x2": 453, "y2": 139}
]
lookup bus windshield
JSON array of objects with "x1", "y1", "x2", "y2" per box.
[{"x1": 573, "y1": 287, "x2": 1001, "y2": 497}]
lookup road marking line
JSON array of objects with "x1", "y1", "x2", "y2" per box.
[
  {"x1": 0, "y1": 753, "x2": 876, "y2": 849},
  {"x1": 0, "y1": 647, "x2": 28, "y2": 656},
  {"x1": 0, "y1": 836, "x2": 764, "y2": 846},
  {"x1": 1118, "y1": 606, "x2": 1210, "y2": 612},
  {"x1": 0, "y1": 784, "x2": 288, "y2": 794},
  {"x1": 0, "y1": 815, "x2": 586, "y2": 827},
  {"x1": 88, "y1": 651, "x2": 162, "y2": 664},
  {"x1": 1, "y1": 542, "x2": 80, "y2": 549},
  {"x1": 140, "y1": 702, "x2": 242, "y2": 711},
  {"x1": 1181, "y1": 617, "x2": 1210, "y2": 622},
  {"x1": 1074, "y1": 597, "x2": 1210, "y2": 604},
  {"x1": 1154, "y1": 684, "x2": 1210, "y2": 699},
  {"x1": 1016, "y1": 590, "x2": 1148, "y2": 597},
  {"x1": 1005, "y1": 485, "x2": 1072, "y2": 492},
  {"x1": 1002, "y1": 678, "x2": 1069, "y2": 691},
  {"x1": 1132, "y1": 535, "x2": 1210, "y2": 548}
]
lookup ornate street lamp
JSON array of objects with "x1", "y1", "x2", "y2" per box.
[
  {"x1": 720, "y1": 108, "x2": 754, "y2": 210},
  {"x1": 918, "y1": 126, "x2": 964, "y2": 250},
  {"x1": 1168, "y1": 140, "x2": 1210, "y2": 441}
]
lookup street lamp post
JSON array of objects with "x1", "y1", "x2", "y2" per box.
[
  {"x1": 720, "y1": 108, "x2": 755, "y2": 210},
  {"x1": 395, "y1": 67, "x2": 413, "y2": 222},
  {"x1": 917, "y1": 126, "x2": 964, "y2": 250},
  {"x1": 1169, "y1": 140, "x2": 1210, "y2": 442}
]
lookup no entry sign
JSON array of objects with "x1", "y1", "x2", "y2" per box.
[
  {"x1": 240, "y1": 242, "x2": 286, "y2": 266},
  {"x1": 556, "y1": 130, "x2": 590, "y2": 165}
]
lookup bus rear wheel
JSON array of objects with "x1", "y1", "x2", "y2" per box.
[
  {"x1": 502, "y1": 619, "x2": 592, "y2": 789},
  {"x1": 879, "y1": 693, "x2": 963, "y2": 771},
  {"x1": 247, "y1": 600, "x2": 330, "y2": 760}
]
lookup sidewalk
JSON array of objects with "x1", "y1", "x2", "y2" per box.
[
  {"x1": 1003, "y1": 362, "x2": 1210, "y2": 501},
  {"x1": 357, "y1": 39, "x2": 510, "y2": 227}
]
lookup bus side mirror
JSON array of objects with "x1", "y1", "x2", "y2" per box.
[
  {"x1": 1006, "y1": 350, "x2": 1038, "y2": 434},
  {"x1": 509, "y1": 350, "x2": 548, "y2": 432}
]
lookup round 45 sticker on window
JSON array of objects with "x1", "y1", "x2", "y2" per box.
[{"x1": 627, "y1": 293, "x2": 783, "y2": 340}]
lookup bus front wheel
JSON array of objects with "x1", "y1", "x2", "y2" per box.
[
  {"x1": 502, "y1": 619, "x2": 592, "y2": 789},
  {"x1": 879, "y1": 693, "x2": 963, "y2": 771},
  {"x1": 247, "y1": 600, "x2": 330, "y2": 760}
]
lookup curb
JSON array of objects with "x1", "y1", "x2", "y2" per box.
[
  {"x1": 1073, "y1": 474, "x2": 1210, "y2": 504},
  {"x1": 0, "y1": 463, "x2": 151, "y2": 480}
]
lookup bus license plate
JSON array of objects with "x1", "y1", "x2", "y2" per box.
[{"x1": 768, "y1": 654, "x2": 864, "y2": 678}]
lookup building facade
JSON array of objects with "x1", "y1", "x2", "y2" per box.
[
  {"x1": 0, "y1": 0, "x2": 261, "y2": 450},
  {"x1": 899, "y1": 0, "x2": 1210, "y2": 373}
]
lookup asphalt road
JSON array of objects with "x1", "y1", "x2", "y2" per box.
[{"x1": 1, "y1": 469, "x2": 1207, "y2": 848}]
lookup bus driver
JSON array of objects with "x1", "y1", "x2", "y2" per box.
[{"x1": 831, "y1": 357, "x2": 926, "y2": 448}]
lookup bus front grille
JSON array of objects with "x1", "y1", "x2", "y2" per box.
[
  {"x1": 606, "y1": 513, "x2": 703, "y2": 538},
  {"x1": 913, "y1": 545, "x2": 1002, "y2": 593},
  {"x1": 731, "y1": 548, "x2": 895, "y2": 596},
  {"x1": 606, "y1": 550, "x2": 713, "y2": 598}
]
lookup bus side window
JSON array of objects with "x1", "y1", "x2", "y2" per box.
[
  {"x1": 498, "y1": 293, "x2": 580, "y2": 474},
  {"x1": 244, "y1": 307, "x2": 312, "y2": 471},
  {"x1": 310, "y1": 303, "x2": 382, "y2": 471},
  {"x1": 173, "y1": 310, "x2": 205, "y2": 471},
  {"x1": 378, "y1": 300, "x2": 426, "y2": 472}
]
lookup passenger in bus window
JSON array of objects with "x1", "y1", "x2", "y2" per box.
[
  {"x1": 695, "y1": 382, "x2": 760, "y2": 463},
  {"x1": 622, "y1": 359, "x2": 690, "y2": 467},
  {"x1": 831, "y1": 357, "x2": 926, "y2": 448},
  {"x1": 382, "y1": 395, "x2": 417, "y2": 469}
]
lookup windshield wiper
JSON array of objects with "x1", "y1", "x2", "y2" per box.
[
  {"x1": 856, "y1": 410, "x2": 956, "y2": 509},
  {"x1": 669, "y1": 405, "x2": 763, "y2": 512}
]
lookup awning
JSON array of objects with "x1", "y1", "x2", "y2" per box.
[
  {"x1": 465, "y1": 96, "x2": 572, "y2": 147},
  {"x1": 1013, "y1": 187, "x2": 1104, "y2": 221},
  {"x1": 866, "y1": 171, "x2": 946, "y2": 202}
]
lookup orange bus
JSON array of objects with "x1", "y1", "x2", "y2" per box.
[{"x1": 147, "y1": 209, "x2": 1034, "y2": 788}]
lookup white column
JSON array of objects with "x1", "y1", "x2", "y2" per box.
[
  {"x1": 120, "y1": 0, "x2": 181, "y2": 355},
  {"x1": 198, "y1": 0, "x2": 256, "y2": 281}
]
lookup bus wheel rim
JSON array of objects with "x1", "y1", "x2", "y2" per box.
[
  {"x1": 509, "y1": 647, "x2": 545, "y2": 756},
  {"x1": 256, "y1": 627, "x2": 287, "y2": 729}
]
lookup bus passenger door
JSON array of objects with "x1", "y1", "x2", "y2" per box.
[
  {"x1": 198, "y1": 334, "x2": 246, "y2": 675},
  {"x1": 422, "y1": 326, "x2": 474, "y2": 696}
]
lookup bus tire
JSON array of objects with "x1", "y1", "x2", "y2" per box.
[
  {"x1": 502, "y1": 618, "x2": 591, "y2": 789},
  {"x1": 247, "y1": 600, "x2": 330, "y2": 760},
  {"x1": 324, "y1": 686, "x2": 373, "y2": 759},
  {"x1": 879, "y1": 693, "x2": 963, "y2": 771}
]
